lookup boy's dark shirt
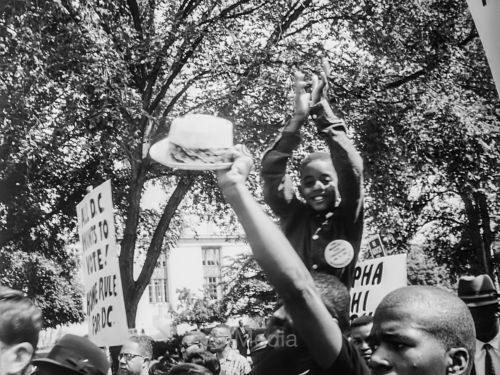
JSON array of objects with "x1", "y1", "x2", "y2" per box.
[
  {"x1": 249, "y1": 336, "x2": 369, "y2": 375},
  {"x1": 261, "y1": 100, "x2": 364, "y2": 288}
]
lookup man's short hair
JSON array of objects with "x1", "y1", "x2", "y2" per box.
[
  {"x1": 378, "y1": 286, "x2": 475, "y2": 370},
  {"x1": 0, "y1": 286, "x2": 42, "y2": 348},
  {"x1": 129, "y1": 335, "x2": 154, "y2": 359},
  {"x1": 350, "y1": 315, "x2": 373, "y2": 329},
  {"x1": 169, "y1": 363, "x2": 214, "y2": 375},
  {"x1": 211, "y1": 325, "x2": 231, "y2": 336},
  {"x1": 186, "y1": 350, "x2": 220, "y2": 375},
  {"x1": 182, "y1": 331, "x2": 208, "y2": 346},
  {"x1": 310, "y1": 272, "x2": 350, "y2": 333}
]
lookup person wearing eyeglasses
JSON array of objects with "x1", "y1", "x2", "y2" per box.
[
  {"x1": 207, "y1": 326, "x2": 250, "y2": 375},
  {"x1": 118, "y1": 335, "x2": 153, "y2": 375},
  {"x1": 0, "y1": 286, "x2": 42, "y2": 375}
]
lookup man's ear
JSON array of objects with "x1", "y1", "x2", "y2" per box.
[
  {"x1": 446, "y1": 347, "x2": 469, "y2": 375},
  {"x1": 3, "y1": 342, "x2": 34, "y2": 375}
]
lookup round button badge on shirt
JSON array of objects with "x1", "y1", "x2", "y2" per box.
[{"x1": 324, "y1": 240, "x2": 354, "y2": 268}]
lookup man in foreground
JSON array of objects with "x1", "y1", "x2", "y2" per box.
[
  {"x1": 0, "y1": 286, "x2": 42, "y2": 375},
  {"x1": 369, "y1": 286, "x2": 476, "y2": 375}
]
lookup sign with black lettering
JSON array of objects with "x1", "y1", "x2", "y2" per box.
[
  {"x1": 366, "y1": 234, "x2": 385, "y2": 258},
  {"x1": 76, "y1": 180, "x2": 128, "y2": 346},
  {"x1": 466, "y1": 0, "x2": 500, "y2": 97},
  {"x1": 350, "y1": 254, "x2": 407, "y2": 319}
]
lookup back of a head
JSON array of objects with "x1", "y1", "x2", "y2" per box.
[
  {"x1": 182, "y1": 331, "x2": 208, "y2": 347},
  {"x1": 376, "y1": 286, "x2": 475, "y2": 369},
  {"x1": 129, "y1": 335, "x2": 154, "y2": 359},
  {"x1": 168, "y1": 363, "x2": 214, "y2": 375},
  {"x1": 185, "y1": 351, "x2": 220, "y2": 375},
  {"x1": 0, "y1": 286, "x2": 42, "y2": 349},
  {"x1": 310, "y1": 272, "x2": 350, "y2": 332}
]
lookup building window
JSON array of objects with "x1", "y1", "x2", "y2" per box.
[
  {"x1": 148, "y1": 278, "x2": 169, "y2": 303},
  {"x1": 202, "y1": 247, "x2": 222, "y2": 300}
]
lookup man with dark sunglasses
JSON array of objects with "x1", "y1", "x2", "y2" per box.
[
  {"x1": 118, "y1": 335, "x2": 153, "y2": 375},
  {"x1": 0, "y1": 286, "x2": 42, "y2": 375}
]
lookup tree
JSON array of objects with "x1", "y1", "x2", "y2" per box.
[
  {"x1": 219, "y1": 252, "x2": 277, "y2": 319},
  {"x1": 1, "y1": 0, "x2": 499, "y2": 326},
  {"x1": 173, "y1": 287, "x2": 222, "y2": 329},
  {"x1": 319, "y1": 0, "x2": 500, "y2": 282},
  {"x1": 0, "y1": 0, "x2": 353, "y2": 327}
]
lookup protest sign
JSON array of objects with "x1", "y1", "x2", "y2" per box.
[
  {"x1": 76, "y1": 180, "x2": 128, "y2": 346},
  {"x1": 466, "y1": 0, "x2": 500, "y2": 97},
  {"x1": 350, "y1": 254, "x2": 407, "y2": 318},
  {"x1": 366, "y1": 234, "x2": 386, "y2": 258}
]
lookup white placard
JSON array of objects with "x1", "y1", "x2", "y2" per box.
[
  {"x1": 466, "y1": 0, "x2": 500, "y2": 97},
  {"x1": 350, "y1": 254, "x2": 407, "y2": 318},
  {"x1": 76, "y1": 180, "x2": 128, "y2": 346}
]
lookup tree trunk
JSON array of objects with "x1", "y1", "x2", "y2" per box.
[
  {"x1": 122, "y1": 173, "x2": 195, "y2": 328},
  {"x1": 461, "y1": 191, "x2": 489, "y2": 275},
  {"x1": 475, "y1": 190, "x2": 494, "y2": 278}
]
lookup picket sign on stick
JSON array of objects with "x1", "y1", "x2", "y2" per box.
[
  {"x1": 349, "y1": 254, "x2": 407, "y2": 319},
  {"x1": 76, "y1": 180, "x2": 128, "y2": 346},
  {"x1": 466, "y1": 0, "x2": 500, "y2": 98}
]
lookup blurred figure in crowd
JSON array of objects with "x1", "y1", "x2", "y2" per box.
[
  {"x1": 32, "y1": 334, "x2": 109, "y2": 375},
  {"x1": 349, "y1": 315, "x2": 373, "y2": 364},
  {"x1": 118, "y1": 335, "x2": 153, "y2": 375},
  {"x1": 181, "y1": 331, "x2": 208, "y2": 360},
  {"x1": 0, "y1": 286, "x2": 42, "y2": 375},
  {"x1": 207, "y1": 325, "x2": 250, "y2": 375}
]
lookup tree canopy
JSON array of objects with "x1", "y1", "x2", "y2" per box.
[{"x1": 1, "y1": 0, "x2": 498, "y2": 327}]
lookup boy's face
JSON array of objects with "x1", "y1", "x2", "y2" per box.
[{"x1": 300, "y1": 159, "x2": 338, "y2": 212}]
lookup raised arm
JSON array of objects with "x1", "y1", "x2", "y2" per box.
[
  {"x1": 217, "y1": 148, "x2": 343, "y2": 369},
  {"x1": 260, "y1": 72, "x2": 310, "y2": 217},
  {"x1": 311, "y1": 58, "x2": 363, "y2": 225}
]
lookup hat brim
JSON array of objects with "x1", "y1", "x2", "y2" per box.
[
  {"x1": 463, "y1": 298, "x2": 499, "y2": 307},
  {"x1": 32, "y1": 358, "x2": 83, "y2": 374},
  {"x1": 149, "y1": 138, "x2": 232, "y2": 171}
]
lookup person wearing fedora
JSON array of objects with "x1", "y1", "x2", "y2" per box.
[
  {"x1": 31, "y1": 334, "x2": 109, "y2": 375},
  {"x1": 458, "y1": 274, "x2": 500, "y2": 375},
  {"x1": 0, "y1": 286, "x2": 42, "y2": 375}
]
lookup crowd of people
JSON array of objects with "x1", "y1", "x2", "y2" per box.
[{"x1": 1, "y1": 60, "x2": 499, "y2": 375}]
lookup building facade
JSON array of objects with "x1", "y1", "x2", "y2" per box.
[{"x1": 134, "y1": 231, "x2": 250, "y2": 338}]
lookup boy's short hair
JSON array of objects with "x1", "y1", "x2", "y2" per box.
[
  {"x1": 0, "y1": 286, "x2": 42, "y2": 348},
  {"x1": 300, "y1": 152, "x2": 336, "y2": 175}
]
